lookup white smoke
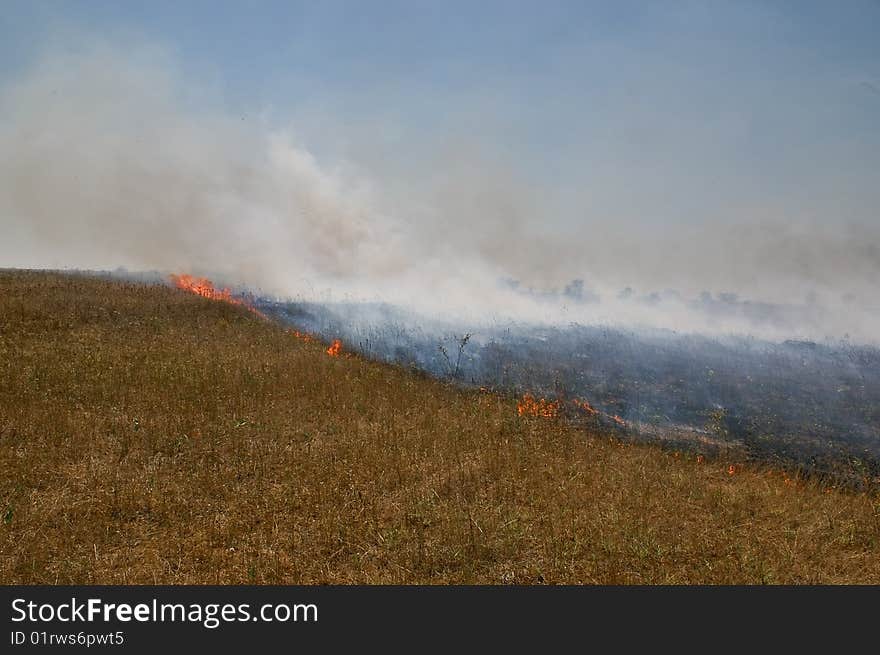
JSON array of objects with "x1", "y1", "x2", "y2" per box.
[{"x1": 1, "y1": 40, "x2": 878, "y2": 343}]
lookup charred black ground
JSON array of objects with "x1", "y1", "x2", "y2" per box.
[{"x1": 259, "y1": 298, "x2": 880, "y2": 486}]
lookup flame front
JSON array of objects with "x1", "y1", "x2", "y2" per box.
[
  {"x1": 288, "y1": 329, "x2": 316, "y2": 343},
  {"x1": 170, "y1": 273, "x2": 237, "y2": 303},
  {"x1": 581, "y1": 397, "x2": 626, "y2": 427},
  {"x1": 517, "y1": 393, "x2": 560, "y2": 418},
  {"x1": 172, "y1": 274, "x2": 631, "y2": 429},
  {"x1": 573, "y1": 398, "x2": 599, "y2": 416},
  {"x1": 172, "y1": 275, "x2": 344, "y2": 358},
  {"x1": 518, "y1": 393, "x2": 630, "y2": 426},
  {"x1": 169, "y1": 273, "x2": 264, "y2": 318}
]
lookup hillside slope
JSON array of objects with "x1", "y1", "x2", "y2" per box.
[{"x1": 1, "y1": 270, "x2": 878, "y2": 583}]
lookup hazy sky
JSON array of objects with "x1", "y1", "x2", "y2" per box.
[{"x1": 1, "y1": 1, "x2": 878, "y2": 339}]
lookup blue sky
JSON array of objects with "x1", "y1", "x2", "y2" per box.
[
  {"x1": 4, "y1": 2, "x2": 878, "y2": 125},
  {"x1": 4, "y1": 2, "x2": 878, "y2": 155},
  {"x1": 2, "y1": 1, "x2": 878, "y2": 225}
]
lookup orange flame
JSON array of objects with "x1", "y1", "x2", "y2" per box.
[
  {"x1": 170, "y1": 273, "x2": 237, "y2": 302},
  {"x1": 727, "y1": 464, "x2": 736, "y2": 476},
  {"x1": 326, "y1": 339, "x2": 343, "y2": 357},
  {"x1": 572, "y1": 397, "x2": 627, "y2": 427},
  {"x1": 288, "y1": 329, "x2": 316, "y2": 343},
  {"x1": 169, "y1": 273, "x2": 264, "y2": 318},
  {"x1": 517, "y1": 393, "x2": 560, "y2": 419},
  {"x1": 573, "y1": 398, "x2": 599, "y2": 415}
]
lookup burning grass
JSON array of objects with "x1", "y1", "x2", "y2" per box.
[
  {"x1": 170, "y1": 273, "x2": 265, "y2": 319},
  {"x1": 1, "y1": 270, "x2": 879, "y2": 584},
  {"x1": 516, "y1": 393, "x2": 560, "y2": 419}
]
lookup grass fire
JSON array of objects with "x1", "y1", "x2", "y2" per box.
[{"x1": 2, "y1": 270, "x2": 879, "y2": 584}]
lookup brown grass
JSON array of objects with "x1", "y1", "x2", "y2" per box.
[{"x1": 1, "y1": 270, "x2": 878, "y2": 584}]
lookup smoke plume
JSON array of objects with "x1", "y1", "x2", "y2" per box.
[{"x1": 1, "y1": 40, "x2": 878, "y2": 343}]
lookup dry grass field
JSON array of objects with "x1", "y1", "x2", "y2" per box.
[{"x1": 1, "y1": 270, "x2": 878, "y2": 583}]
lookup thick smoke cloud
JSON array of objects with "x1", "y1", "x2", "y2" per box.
[
  {"x1": 0, "y1": 43, "x2": 399, "y2": 287},
  {"x1": 1, "y1": 41, "x2": 878, "y2": 343}
]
